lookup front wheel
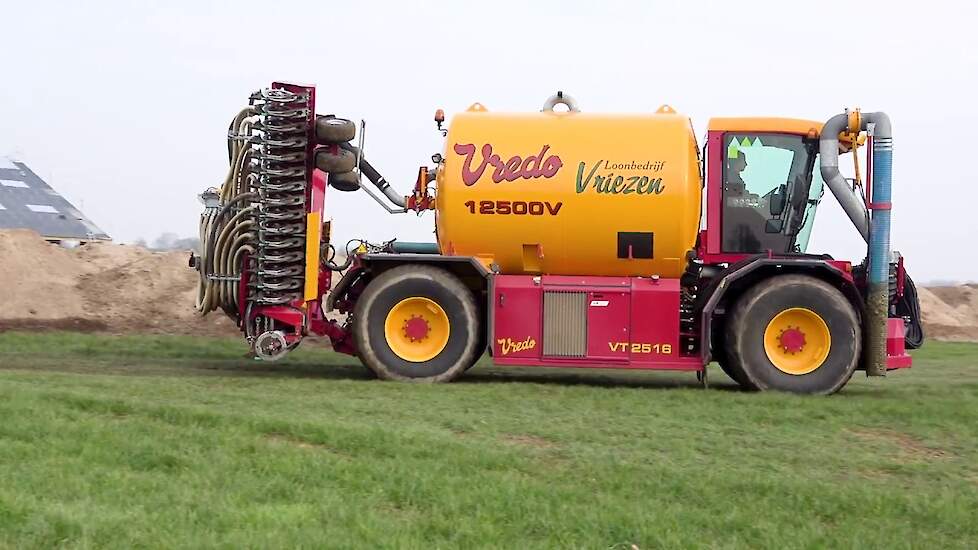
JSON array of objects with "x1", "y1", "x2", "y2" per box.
[
  {"x1": 725, "y1": 274, "x2": 860, "y2": 395},
  {"x1": 353, "y1": 265, "x2": 481, "y2": 382}
]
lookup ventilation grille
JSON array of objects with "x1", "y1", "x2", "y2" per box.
[{"x1": 543, "y1": 291, "x2": 587, "y2": 357}]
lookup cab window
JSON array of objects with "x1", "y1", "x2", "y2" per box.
[{"x1": 721, "y1": 134, "x2": 816, "y2": 254}]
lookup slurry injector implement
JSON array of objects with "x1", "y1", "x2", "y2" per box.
[{"x1": 193, "y1": 83, "x2": 923, "y2": 394}]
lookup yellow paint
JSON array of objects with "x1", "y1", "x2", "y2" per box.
[
  {"x1": 608, "y1": 342, "x2": 673, "y2": 354},
  {"x1": 763, "y1": 308, "x2": 831, "y2": 375},
  {"x1": 497, "y1": 336, "x2": 536, "y2": 355},
  {"x1": 303, "y1": 212, "x2": 321, "y2": 302},
  {"x1": 384, "y1": 297, "x2": 450, "y2": 362},
  {"x1": 847, "y1": 108, "x2": 862, "y2": 134},
  {"x1": 708, "y1": 117, "x2": 823, "y2": 136},
  {"x1": 436, "y1": 110, "x2": 702, "y2": 278}
]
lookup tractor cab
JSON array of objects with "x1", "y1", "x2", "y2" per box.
[{"x1": 701, "y1": 118, "x2": 828, "y2": 261}]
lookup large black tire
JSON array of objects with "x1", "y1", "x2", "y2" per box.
[
  {"x1": 315, "y1": 148, "x2": 356, "y2": 173},
  {"x1": 353, "y1": 265, "x2": 481, "y2": 382},
  {"x1": 316, "y1": 116, "x2": 356, "y2": 144},
  {"x1": 712, "y1": 330, "x2": 749, "y2": 387},
  {"x1": 328, "y1": 170, "x2": 361, "y2": 192},
  {"x1": 725, "y1": 274, "x2": 860, "y2": 395},
  {"x1": 467, "y1": 303, "x2": 488, "y2": 371}
]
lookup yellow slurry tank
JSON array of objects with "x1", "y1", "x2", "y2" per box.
[{"x1": 435, "y1": 101, "x2": 703, "y2": 278}]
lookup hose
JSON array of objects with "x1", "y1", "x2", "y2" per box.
[
  {"x1": 195, "y1": 107, "x2": 260, "y2": 318},
  {"x1": 338, "y1": 142, "x2": 407, "y2": 207},
  {"x1": 898, "y1": 274, "x2": 924, "y2": 349}
]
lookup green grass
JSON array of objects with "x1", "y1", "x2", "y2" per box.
[{"x1": 0, "y1": 332, "x2": 976, "y2": 549}]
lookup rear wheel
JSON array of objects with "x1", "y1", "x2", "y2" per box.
[
  {"x1": 725, "y1": 274, "x2": 860, "y2": 394},
  {"x1": 353, "y1": 265, "x2": 481, "y2": 382}
]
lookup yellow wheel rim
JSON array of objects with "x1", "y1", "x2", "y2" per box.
[
  {"x1": 384, "y1": 297, "x2": 450, "y2": 362},
  {"x1": 763, "y1": 307, "x2": 831, "y2": 375}
]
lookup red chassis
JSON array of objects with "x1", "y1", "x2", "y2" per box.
[{"x1": 489, "y1": 273, "x2": 910, "y2": 372}]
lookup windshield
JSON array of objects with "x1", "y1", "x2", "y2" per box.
[{"x1": 721, "y1": 133, "x2": 820, "y2": 254}]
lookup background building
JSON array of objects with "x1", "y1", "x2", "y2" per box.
[{"x1": 0, "y1": 157, "x2": 109, "y2": 242}]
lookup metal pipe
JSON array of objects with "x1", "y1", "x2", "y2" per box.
[
  {"x1": 338, "y1": 142, "x2": 407, "y2": 208},
  {"x1": 820, "y1": 110, "x2": 893, "y2": 377},
  {"x1": 863, "y1": 112, "x2": 893, "y2": 377},
  {"x1": 359, "y1": 180, "x2": 408, "y2": 214},
  {"x1": 391, "y1": 241, "x2": 439, "y2": 254},
  {"x1": 819, "y1": 114, "x2": 870, "y2": 241}
]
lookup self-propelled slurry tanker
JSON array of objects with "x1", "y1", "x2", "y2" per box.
[{"x1": 193, "y1": 83, "x2": 923, "y2": 394}]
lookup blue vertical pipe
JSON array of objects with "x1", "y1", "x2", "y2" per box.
[
  {"x1": 868, "y1": 141, "x2": 893, "y2": 285},
  {"x1": 866, "y1": 135, "x2": 893, "y2": 376}
]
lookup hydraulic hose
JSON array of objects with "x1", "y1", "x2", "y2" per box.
[
  {"x1": 338, "y1": 142, "x2": 407, "y2": 207},
  {"x1": 898, "y1": 274, "x2": 924, "y2": 349},
  {"x1": 195, "y1": 108, "x2": 260, "y2": 317}
]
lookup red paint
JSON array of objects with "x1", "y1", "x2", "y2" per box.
[
  {"x1": 885, "y1": 317, "x2": 912, "y2": 370},
  {"x1": 825, "y1": 260, "x2": 855, "y2": 282},
  {"x1": 256, "y1": 305, "x2": 305, "y2": 332},
  {"x1": 493, "y1": 356, "x2": 702, "y2": 371},
  {"x1": 491, "y1": 274, "x2": 693, "y2": 370},
  {"x1": 779, "y1": 327, "x2": 806, "y2": 353},
  {"x1": 311, "y1": 169, "x2": 326, "y2": 214},
  {"x1": 705, "y1": 131, "x2": 725, "y2": 255},
  {"x1": 586, "y1": 290, "x2": 630, "y2": 360},
  {"x1": 492, "y1": 275, "x2": 543, "y2": 359},
  {"x1": 407, "y1": 194, "x2": 435, "y2": 211},
  {"x1": 404, "y1": 316, "x2": 430, "y2": 341},
  {"x1": 629, "y1": 277, "x2": 681, "y2": 362},
  {"x1": 311, "y1": 318, "x2": 357, "y2": 356},
  {"x1": 453, "y1": 143, "x2": 563, "y2": 186}
]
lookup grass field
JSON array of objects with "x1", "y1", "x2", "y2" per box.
[{"x1": 0, "y1": 332, "x2": 976, "y2": 549}]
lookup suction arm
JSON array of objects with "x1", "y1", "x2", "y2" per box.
[
  {"x1": 338, "y1": 142, "x2": 407, "y2": 208},
  {"x1": 821, "y1": 110, "x2": 895, "y2": 377},
  {"x1": 819, "y1": 114, "x2": 870, "y2": 242}
]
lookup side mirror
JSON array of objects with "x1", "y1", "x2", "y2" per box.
[
  {"x1": 770, "y1": 184, "x2": 787, "y2": 216},
  {"x1": 765, "y1": 218, "x2": 784, "y2": 234}
]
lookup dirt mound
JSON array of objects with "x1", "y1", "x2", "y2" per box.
[
  {"x1": 919, "y1": 284, "x2": 978, "y2": 342},
  {"x1": 0, "y1": 229, "x2": 236, "y2": 336}
]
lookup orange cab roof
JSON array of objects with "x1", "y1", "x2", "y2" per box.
[{"x1": 707, "y1": 117, "x2": 823, "y2": 136}]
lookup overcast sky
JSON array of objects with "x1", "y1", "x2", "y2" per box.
[{"x1": 1, "y1": 1, "x2": 975, "y2": 282}]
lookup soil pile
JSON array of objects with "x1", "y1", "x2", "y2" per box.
[
  {"x1": 0, "y1": 230, "x2": 236, "y2": 336},
  {"x1": 918, "y1": 285, "x2": 978, "y2": 341}
]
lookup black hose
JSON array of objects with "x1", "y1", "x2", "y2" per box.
[
  {"x1": 897, "y1": 273, "x2": 924, "y2": 349},
  {"x1": 323, "y1": 243, "x2": 354, "y2": 272},
  {"x1": 337, "y1": 142, "x2": 407, "y2": 207}
]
